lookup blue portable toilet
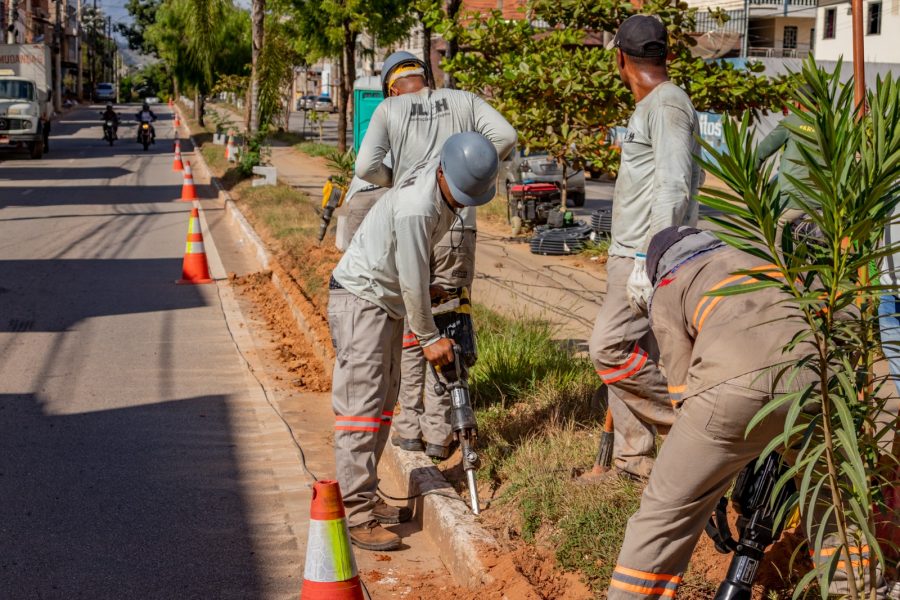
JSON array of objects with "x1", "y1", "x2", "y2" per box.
[{"x1": 353, "y1": 76, "x2": 383, "y2": 154}]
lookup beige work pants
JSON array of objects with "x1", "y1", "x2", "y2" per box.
[
  {"x1": 328, "y1": 288, "x2": 402, "y2": 527},
  {"x1": 589, "y1": 255, "x2": 674, "y2": 478},
  {"x1": 394, "y1": 231, "x2": 476, "y2": 448},
  {"x1": 608, "y1": 368, "x2": 888, "y2": 599}
]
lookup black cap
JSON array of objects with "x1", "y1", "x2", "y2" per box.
[
  {"x1": 646, "y1": 226, "x2": 702, "y2": 284},
  {"x1": 613, "y1": 15, "x2": 668, "y2": 58}
]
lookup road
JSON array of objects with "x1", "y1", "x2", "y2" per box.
[{"x1": 0, "y1": 105, "x2": 310, "y2": 599}]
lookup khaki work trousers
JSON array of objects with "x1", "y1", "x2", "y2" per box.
[
  {"x1": 328, "y1": 288, "x2": 402, "y2": 527},
  {"x1": 608, "y1": 368, "x2": 889, "y2": 599},
  {"x1": 589, "y1": 255, "x2": 674, "y2": 478},
  {"x1": 336, "y1": 187, "x2": 384, "y2": 251},
  {"x1": 394, "y1": 231, "x2": 477, "y2": 448}
]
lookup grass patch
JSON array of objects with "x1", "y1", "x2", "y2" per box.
[
  {"x1": 477, "y1": 194, "x2": 514, "y2": 230},
  {"x1": 580, "y1": 238, "x2": 610, "y2": 260},
  {"x1": 294, "y1": 141, "x2": 336, "y2": 158}
]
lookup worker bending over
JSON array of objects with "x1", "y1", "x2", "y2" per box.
[
  {"x1": 584, "y1": 15, "x2": 704, "y2": 482},
  {"x1": 329, "y1": 133, "x2": 500, "y2": 551},
  {"x1": 356, "y1": 51, "x2": 516, "y2": 460},
  {"x1": 607, "y1": 226, "x2": 890, "y2": 599}
]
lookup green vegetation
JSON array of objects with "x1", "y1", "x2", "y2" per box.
[
  {"x1": 699, "y1": 57, "x2": 900, "y2": 598},
  {"x1": 445, "y1": 0, "x2": 797, "y2": 187},
  {"x1": 294, "y1": 141, "x2": 336, "y2": 158},
  {"x1": 580, "y1": 238, "x2": 610, "y2": 260}
]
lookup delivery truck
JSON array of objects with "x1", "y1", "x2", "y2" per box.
[{"x1": 0, "y1": 44, "x2": 52, "y2": 159}]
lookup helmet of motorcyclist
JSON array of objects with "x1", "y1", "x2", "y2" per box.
[
  {"x1": 142, "y1": 102, "x2": 149, "y2": 111},
  {"x1": 106, "y1": 103, "x2": 113, "y2": 109},
  {"x1": 380, "y1": 51, "x2": 430, "y2": 97}
]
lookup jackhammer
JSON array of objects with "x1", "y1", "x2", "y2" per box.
[
  {"x1": 317, "y1": 177, "x2": 346, "y2": 242},
  {"x1": 704, "y1": 452, "x2": 796, "y2": 600},
  {"x1": 427, "y1": 300, "x2": 481, "y2": 514}
]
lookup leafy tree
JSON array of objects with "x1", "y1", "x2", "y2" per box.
[
  {"x1": 699, "y1": 57, "x2": 900, "y2": 599},
  {"x1": 444, "y1": 0, "x2": 797, "y2": 208},
  {"x1": 288, "y1": 0, "x2": 413, "y2": 152},
  {"x1": 117, "y1": 0, "x2": 163, "y2": 56}
]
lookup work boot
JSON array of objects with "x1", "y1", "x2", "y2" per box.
[
  {"x1": 348, "y1": 520, "x2": 401, "y2": 551},
  {"x1": 391, "y1": 436, "x2": 424, "y2": 452},
  {"x1": 425, "y1": 443, "x2": 450, "y2": 461},
  {"x1": 372, "y1": 497, "x2": 412, "y2": 524}
]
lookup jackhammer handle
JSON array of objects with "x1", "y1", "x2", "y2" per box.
[
  {"x1": 428, "y1": 362, "x2": 447, "y2": 395},
  {"x1": 603, "y1": 409, "x2": 614, "y2": 434}
]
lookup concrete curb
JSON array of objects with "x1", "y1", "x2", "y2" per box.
[{"x1": 180, "y1": 108, "x2": 500, "y2": 589}]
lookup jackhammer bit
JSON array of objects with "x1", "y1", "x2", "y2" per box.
[
  {"x1": 429, "y1": 344, "x2": 481, "y2": 515},
  {"x1": 317, "y1": 177, "x2": 346, "y2": 243}
]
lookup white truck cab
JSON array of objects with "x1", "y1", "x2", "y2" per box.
[{"x1": 0, "y1": 44, "x2": 53, "y2": 159}]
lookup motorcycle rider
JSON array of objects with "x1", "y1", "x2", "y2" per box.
[
  {"x1": 100, "y1": 103, "x2": 119, "y2": 140},
  {"x1": 135, "y1": 102, "x2": 157, "y2": 144}
]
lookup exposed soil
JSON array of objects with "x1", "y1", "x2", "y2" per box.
[
  {"x1": 364, "y1": 544, "x2": 592, "y2": 600},
  {"x1": 232, "y1": 271, "x2": 330, "y2": 392}
]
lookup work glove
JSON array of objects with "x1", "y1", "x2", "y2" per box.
[{"x1": 626, "y1": 253, "x2": 653, "y2": 315}]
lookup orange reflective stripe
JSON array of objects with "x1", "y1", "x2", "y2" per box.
[
  {"x1": 817, "y1": 545, "x2": 870, "y2": 557},
  {"x1": 335, "y1": 425, "x2": 379, "y2": 432},
  {"x1": 335, "y1": 415, "x2": 381, "y2": 423},
  {"x1": 694, "y1": 266, "x2": 782, "y2": 331},
  {"x1": 667, "y1": 385, "x2": 686, "y2": 394},
  {"x1": 597, "y1": 344, "x2": 648, "y2": 384},
  {"x1": 609, "y1": 580, "x2": 677, "y2": 598}
]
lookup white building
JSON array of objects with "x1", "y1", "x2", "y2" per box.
[{"x1": 814, "y1": 0, "x2": 900, "y2": 63}]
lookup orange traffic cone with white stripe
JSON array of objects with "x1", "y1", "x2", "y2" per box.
[
  {"x1": 168, "y1": 98, "x2": 173, "y2": 108},
  {"x1": 180, "y1": 161, "x2": 198, "y2": 201},
  {"x1": 300, "y1": 480, "x2": 364, "y2": 600},
  {"x1": 173, "y1": 140, "x2": 184, "y2": 171},
  {"x1": 174, "y1": 114, "x2": 181, "y2": 129},
  {"x1": 226, "y1": 133, "x2": 238, "y2": 163},
  {"x1": 176, "y1": 208, "x2": 213, "y2": 285}
]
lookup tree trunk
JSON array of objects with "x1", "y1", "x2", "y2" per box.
[
  {"x1": 250, "y1": 0, "x2": 265, "y2": 132},
  {"x1": 337, "y1": 23, "x2": 356, "y2": 153},
  {"x1": 422, "y1": 21, "x2": 434, "y2": 88},
  {"x1": 444, "y1": 0, "x2": 462, "y2": 89},
  {"x1": 559, "y1": 159, "x2": 568, "y2": 212},
  {"x1": 194, "y1": 90, "x2": 200, "y2": 121}
]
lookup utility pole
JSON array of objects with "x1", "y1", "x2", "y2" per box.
[
  {"x1": 6, "y1": 0, "x2": 17, "y2": 43},
  {"x1": 53, "y1": 0, "x2": 62, "y2": 111},
  {"x1": 741, "y1": 0, "x2": 750, "y2": 58},
  {"x1": 76, "y1": 0, "x2": 83, "y2": 101},
  {"x1": 851, "y1": 0, "x2": 866, "y2": 111},
  {"x1": 106, "y1": 16, "x2": 111, "y2": 82}
]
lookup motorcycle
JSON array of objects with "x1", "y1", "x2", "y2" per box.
[
  {"x1": 101, "y1": 118, "x2": 117, "y2": 146},
  {"x1": 138, "y1": 122, "x2": 152, "y2": 151}
]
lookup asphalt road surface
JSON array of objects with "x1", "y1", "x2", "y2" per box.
[{"x1": 0, "y1": 106, "x2": 306, "y2": 599}]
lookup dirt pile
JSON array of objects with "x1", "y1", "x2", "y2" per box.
[{"x1": 232, "y1": 271, "x2": 330, "y2": 392}]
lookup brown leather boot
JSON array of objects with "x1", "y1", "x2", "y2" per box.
[
  {"x1": 348, "y1": 520, "x2": 401, "y2": 551},
  {"x1": 372, "y1": 497, "x2": 412, "y2": 524}
]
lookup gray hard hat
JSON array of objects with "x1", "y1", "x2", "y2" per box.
[
  {"x1": 439, "y1": 132, "x2": 499, "y2": 207},
  {"x1": 381, "y1": 51, "x2": 429, "y2": 97}
]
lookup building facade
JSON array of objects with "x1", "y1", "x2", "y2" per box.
[{"x1": 814, "y1": 0, "x2": 899, "y2": 63}]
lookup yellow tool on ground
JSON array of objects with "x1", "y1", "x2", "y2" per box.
[{"x1": 317, "y1": 177, "x2": 347, "y2": 242}]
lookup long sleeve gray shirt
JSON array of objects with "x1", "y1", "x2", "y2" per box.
[
  {"x1": 609, "y1": 82, "x2": 704, "y2": 258},
  {"x1": 332, "y1": 158, "x2": 456, "y2": 346},
  {"x1": 355, "y1": 87, "x2": 517, "y2": 232}
]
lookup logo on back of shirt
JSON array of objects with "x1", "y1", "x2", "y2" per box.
[{"x1": 409, "y1": 98, "x2": 451, "y2": 121}]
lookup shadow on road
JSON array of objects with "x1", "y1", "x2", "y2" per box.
[{"x1": 0, "y1": 393, "x2": 266, "y2": 598}]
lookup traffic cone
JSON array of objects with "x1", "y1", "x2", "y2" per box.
[
  {"x1": 180, "y1": 161, "x2": 198, "y2": 201},
  {"x1": 225, "y1": 134, "x2": 235, "y2": 162},
  {"x1": 176, "y1": 208, "x2": 213, "y2": 285},
  {"x1": 168, "y1": 98, "x2": 173, "y2": 108},
  {"x1": 174, "y1": 114, "x2": 181, "y2": 129},
  {"x1": 172, "y1": 140, "x2": 184, "y2": 172},
  {"x1": 300, "y1": 480, "x2": 364, "y2": 600}
]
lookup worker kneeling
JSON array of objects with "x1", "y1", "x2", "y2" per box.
[
  {"x1": 328, "y1": 132, "x2": 500, "y2": 552},
  {"x1": 608, "y1": 227, "x2": 891, "y2": 599}
]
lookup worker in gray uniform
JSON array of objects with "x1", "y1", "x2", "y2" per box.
[
  {"x1": 582, "y1": 15, "x2": 704, "y2": 483},
  {"x1": 607, "y1": 226, "x2": 891, "y2": 599},
  {"x1": 356, "y1": 50, "x2": 517, "y2": 460},
  {"x1": 329, "y1": 133, "x2": 500, "y2": 551}
]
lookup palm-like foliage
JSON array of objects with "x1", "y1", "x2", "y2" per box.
[{"x1": 697, "y1": 57, "x2": 900, "y2": 599}]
